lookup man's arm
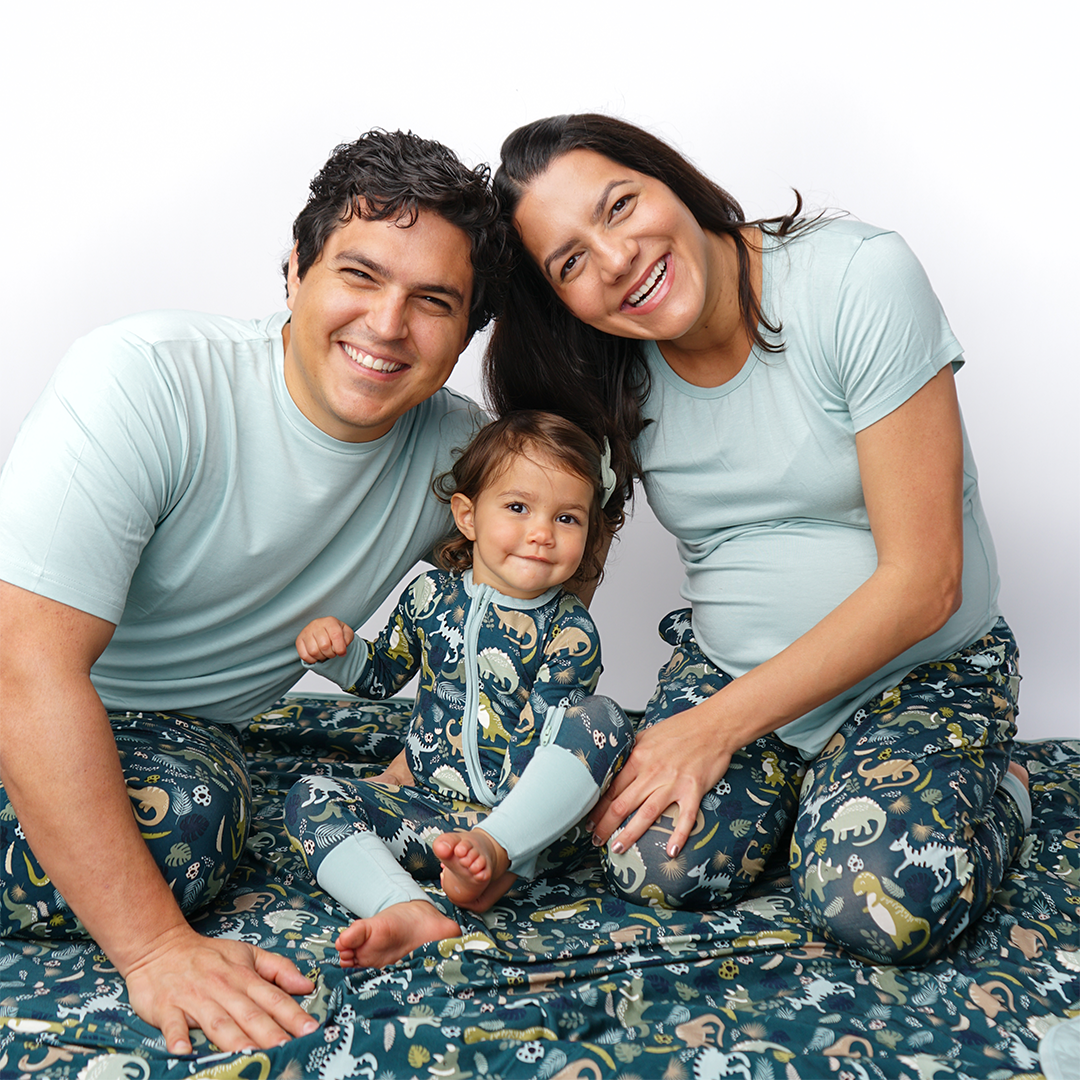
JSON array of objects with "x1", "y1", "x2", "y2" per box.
[{"x1": 0, "y1": 582, "x2": 318, "y2": 1053}]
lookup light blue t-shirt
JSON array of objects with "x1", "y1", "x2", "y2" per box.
[
  {"x1": 636, "y1": 220, "x2": 1000, "y2": 757},
  {"x1": 0, "y1": 310, "x2": 484, "y2": 723}
]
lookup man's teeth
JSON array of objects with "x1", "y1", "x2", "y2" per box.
[
  {"x1": 627, "y1": 259, "x2": 667, "y2": 306},
  {"x1": 342, "y1": 343, "x2": 405, "y2": 373}
]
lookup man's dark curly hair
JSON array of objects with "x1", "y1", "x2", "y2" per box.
[{"x1": 285, "y1": 129, "x2": 510, "y2": 337}]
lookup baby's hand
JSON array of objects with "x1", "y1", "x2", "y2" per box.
[{"x1": 296, "y1": 617, "x2": 354, "y2": 664}]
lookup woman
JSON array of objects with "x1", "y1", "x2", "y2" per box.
[{"x1": 484, "y1": 113, "x2": 1030, "y2": 965}]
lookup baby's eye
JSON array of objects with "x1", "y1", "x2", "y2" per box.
[
  {"x1": 557, "y1": 513, "x2": 581, "y2": 526},
  {"x1": 507, "y1": 502, "x2": 527, "y2": 514}
]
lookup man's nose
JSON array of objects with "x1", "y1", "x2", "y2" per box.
[{"x1": 366, "y1": 291, "x2": 409, "y2": 341}]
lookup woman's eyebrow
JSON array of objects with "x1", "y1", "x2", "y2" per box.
[{"x1": 542, "y1": 179, "x2": 633, "y2": 279}]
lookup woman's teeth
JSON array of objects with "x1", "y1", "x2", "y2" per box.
[
  {"x1": 627, "y1": 258, "x2": 667, "y2": 307},
  {"x1": 342, "y1": 343, "x2": 405, "y2": 373}
]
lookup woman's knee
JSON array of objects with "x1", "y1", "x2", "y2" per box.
[
  {"x1": 551, "y1": 695, "x2": 634, "y2": 789},
  {"x1": 793, "y1": 830, "x2": 955, "y2": 965}
]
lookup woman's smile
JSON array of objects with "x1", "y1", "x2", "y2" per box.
[{"x1": 622, "y1": 254, "x2": 672, "y2": 312}]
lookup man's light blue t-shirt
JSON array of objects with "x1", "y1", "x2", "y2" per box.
[
  {"x1": 0, "y1": 310, "x2": 483, "y2": 723},
  {"x1": 636, "y1": 220, "x2": 1000, "y2": 757}
]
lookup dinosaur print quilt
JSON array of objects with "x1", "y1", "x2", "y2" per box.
[{"x1": 1, "y1": 695, "x2": 1076, "y2": 1079}]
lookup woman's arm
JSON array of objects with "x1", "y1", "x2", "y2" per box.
[{"x1": 589, "y1": 364, "x2": 965, "y2": 856}]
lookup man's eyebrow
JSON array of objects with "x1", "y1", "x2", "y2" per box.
[
  {"x1": 541, "y1": 179, "x2": 632, "y2": 280},
  {"x1": 334, "y1": 250, "x2": 466, "y2": 308}
]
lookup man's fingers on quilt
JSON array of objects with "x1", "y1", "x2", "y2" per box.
[
  {"x1": 156, "y1": 1007, "x2": 193, "y2": 1057},
  {"x1": 252, "y1": 946, "x2": 318, "y2": 997},
  {"x1": 125, "y1": 937, "x2": 317, "y2": 1053}
]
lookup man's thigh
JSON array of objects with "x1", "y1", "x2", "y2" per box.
[{"x1": 0, "y1": 711, "x2": 252, "y2": 938}]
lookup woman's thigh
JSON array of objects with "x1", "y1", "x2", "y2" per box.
[
  {"x1": 792, "y1": 618, "x2": 1023, "y2": 963},
  {"x1": 0, "y1": 711, "x2": 252, "y2": 939},
  {"x1": 604, "y1": 610, "x2": 805, "y2": 909}
]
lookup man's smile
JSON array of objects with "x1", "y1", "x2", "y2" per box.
[{"x1": 340, "y1": 342, "x2": 408, "y2": 374}]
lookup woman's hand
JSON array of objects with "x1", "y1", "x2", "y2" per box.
[
  {"x1": 296, "y1": 617, "x2": 354, "y2": 664},
  {"x1": 589, "y1": 701, "x2": 738, "y2": 859}
]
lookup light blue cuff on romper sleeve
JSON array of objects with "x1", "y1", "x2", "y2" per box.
[
  {"x1": 315, "y1": 831, "x2": 429, "y2": 919},
  {"x1": 480, "y1": 744, "x2": 601, "y2": 880}
]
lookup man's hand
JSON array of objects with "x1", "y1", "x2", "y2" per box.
[
  {"x1": 123, "y1": 924, "x2": 317, "y2": 1055},
  {"x1": 296, "y1": 617, "x2": 354, "y2": 664}
]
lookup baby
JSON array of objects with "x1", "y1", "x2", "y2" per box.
[{"x1": 285, "y1": 411, "x2": 632, "y2": 967}]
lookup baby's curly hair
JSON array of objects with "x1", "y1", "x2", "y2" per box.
[{"x1": 433, "y1": 411, "x2": 621, "y2": 588}]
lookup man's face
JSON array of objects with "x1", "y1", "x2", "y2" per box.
[{"x1": 284, "y1": 208, "x2": 474, "y2": 442}]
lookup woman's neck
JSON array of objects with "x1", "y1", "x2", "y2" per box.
[{"x1": 657, "y1": 227, "x2": 763, "y2": 388}]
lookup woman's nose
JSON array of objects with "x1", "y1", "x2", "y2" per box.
[{"x1": 595, "y1": 235, "x2": 637, "y2": 284}]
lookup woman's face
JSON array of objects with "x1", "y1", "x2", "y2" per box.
[{"x1": 512, "y1": 149, "x2": 722, "y2": 344}]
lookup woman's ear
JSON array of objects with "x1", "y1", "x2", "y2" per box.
[{"x1": 450, "y1": 493, "x2": 477, "y2": 540}]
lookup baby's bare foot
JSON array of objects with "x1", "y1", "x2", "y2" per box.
[
  {"x1": 434, "y1": 829, "x2": 516, "y2": 912},
  {"x1": 335, "y1": 900, "x2": 459, "y2": 968}
]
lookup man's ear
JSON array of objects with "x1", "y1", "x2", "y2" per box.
[
  {"x1": 285, "y1": 245, "x2": 301, "y2": 310},
  {"x1": 450, "y1": 493, "x2": 477, "y2": 540}
]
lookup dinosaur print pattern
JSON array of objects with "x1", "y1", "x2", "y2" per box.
[
  {"x1": 0, "y1": 695, "x2": 1073, "y2": 1080},
  {"x1": 0, "y1": 711, "x2": 251, "y2": 938},
  {"x1": 605, "y1": 612, "x2": 1029, "y2": 967}
]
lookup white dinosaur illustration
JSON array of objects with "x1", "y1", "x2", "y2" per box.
[{"x1": 889, "y1": 831, "x2": 971, "y2": 889}]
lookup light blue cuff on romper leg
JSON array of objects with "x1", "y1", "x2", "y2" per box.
[
  {"x1": 998, "y1": 769, "x2": 1033, "y2": 831},
  {"x1": 315, "y1": 831, "x2": 430, "y2": 919},
  {"x1": 480, "y1": 744, "x2": 601, "y2": 880}
]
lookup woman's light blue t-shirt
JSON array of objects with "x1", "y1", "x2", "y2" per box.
[{"x1": 635, "y1": 219, "x2": 1000, "y2": 757}]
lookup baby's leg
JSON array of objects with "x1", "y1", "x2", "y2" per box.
[{"x1": 433, "y1": 828, "x2": 516, "y2": 911}]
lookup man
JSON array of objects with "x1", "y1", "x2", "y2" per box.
[{"x1": 0, "y1": 130, "x2": 507, "y2": 1055}]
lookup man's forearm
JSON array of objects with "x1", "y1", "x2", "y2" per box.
[{"x1": 1, "y1": 672, "x2": 191, "y2": 973}]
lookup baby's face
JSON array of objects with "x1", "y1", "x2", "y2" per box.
[{"x1": 451, "y1": 452, "x2": 593, "y2": 599}]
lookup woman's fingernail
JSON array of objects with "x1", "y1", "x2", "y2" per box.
[
  {"x1": 591, "y1": 834, "x2": 603, "y2": 847},
  {"x1": 302, "y1": 1019, "x2": 319, "y2": 1035},
  {"x1": 611, "y1": 841, "x2": 624, "y2": 855},
  {"x1": 667, "y1": 844, "x2": 680, "y2": 858}
]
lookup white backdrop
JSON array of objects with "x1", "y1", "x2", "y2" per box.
[{"x1": 3, "y1": 1, "x2": 1075, "y2": 739}]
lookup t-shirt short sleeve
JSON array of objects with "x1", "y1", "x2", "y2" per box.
[{"x1": 829, "y1": 229, "x2": 962, "y2": 432}]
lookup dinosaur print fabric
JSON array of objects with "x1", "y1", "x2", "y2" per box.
[
  {"x1": 0, "y1": 696, "x2": 1074, "y2": 1079},
  {"x1": 607, "y1": 612, "x2": 1028, "y2": 967},
  {"x1": 0, "y1": 710, "x2": 251, "y2": 939}
]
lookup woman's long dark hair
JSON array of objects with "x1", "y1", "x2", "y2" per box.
[{"x1": 484, "y1": 113, "x2": 815, "y2": 517}]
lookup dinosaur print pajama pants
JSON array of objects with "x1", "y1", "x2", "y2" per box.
[
  {"x1": 605, "y1": 611, "x2": 1027, "y2": 965},
  {"x1": 0, "y1": 711, "x2": 250, "y2": 939}
]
